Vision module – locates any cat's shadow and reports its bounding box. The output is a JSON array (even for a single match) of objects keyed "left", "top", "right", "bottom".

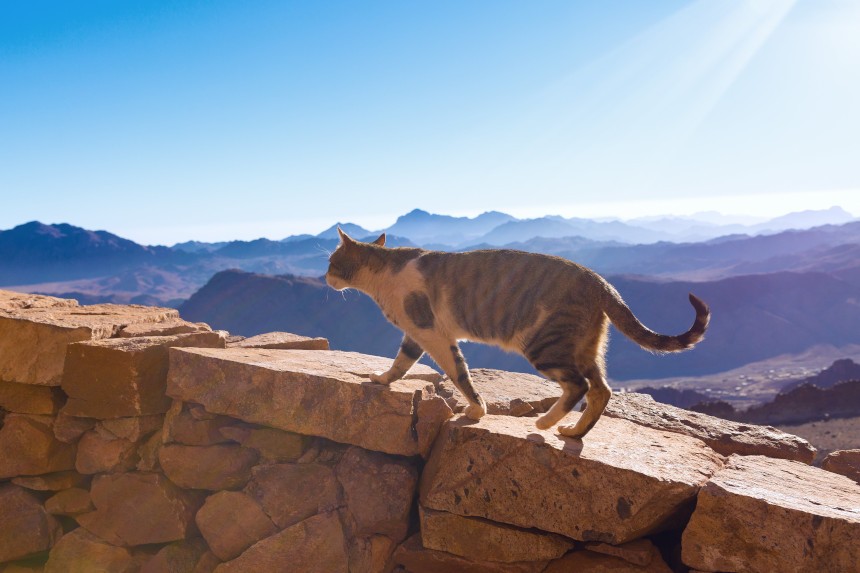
[{"left": 526, "top": 432, "right": 585, "bottom": 455}]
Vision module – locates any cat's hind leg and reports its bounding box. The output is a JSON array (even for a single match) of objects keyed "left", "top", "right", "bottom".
[
  {"left": 417, "top": 337, "right": 487, "bottom": 420},
  {"left": 370, "top": 335, "right": 424, "bottom": 384},
  {"left": 557, "top": 363, "right": 612, "bottom": 439},
  {"left": 533, "top": 366, "right": 589, "bottom": 431}
]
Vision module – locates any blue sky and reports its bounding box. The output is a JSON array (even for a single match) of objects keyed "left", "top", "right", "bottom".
[{"left": 1, "top": 0, "right": 858, "bottom": 245}]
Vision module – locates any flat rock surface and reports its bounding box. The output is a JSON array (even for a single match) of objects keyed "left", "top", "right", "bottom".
[
  {"left": 682, "top": 454, "right": 860, "bottom": 573},
  {"left": 230, "top": 331, "right": 330, "bottom": 350},
  {"left": 0, "top": 290, "right": 78, "bottom": 311},
  {"left": 117, "top": 319, "right": 212, "bottom": 338},
  {"left": 0, "top": 303, "right": 178, "bottom": 386},
  {"left": 167, "top": 348, "right": 451, "bottom": 457},
  {"left": 821, "top": 449, "right": 860, "bottom": 483},
  {"left": 420, "top": 414, "right": 724, "bottom": 545},
  {"left": 437, "top": 368, "right": 560, "bottom": 416},
  {"left": 602, "top": 392, "right": 816, "bottom": 463}
]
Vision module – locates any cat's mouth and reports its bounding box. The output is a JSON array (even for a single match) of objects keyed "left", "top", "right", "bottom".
[{"left": 325, "top": 272, "right": 347, "bottom": 291}]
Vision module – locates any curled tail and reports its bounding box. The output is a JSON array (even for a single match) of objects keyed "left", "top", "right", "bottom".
[{"left": 603, "top": 290, "right": 710, "bottom": 353}]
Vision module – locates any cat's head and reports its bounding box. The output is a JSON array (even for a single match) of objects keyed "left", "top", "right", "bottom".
[{"left": 325, "top": 228, "right": 386, "bottom": 290}]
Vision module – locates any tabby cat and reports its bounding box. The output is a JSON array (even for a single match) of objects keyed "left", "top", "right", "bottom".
[{"left": 326, "top": 229, "right": 709, "bottom": 438}]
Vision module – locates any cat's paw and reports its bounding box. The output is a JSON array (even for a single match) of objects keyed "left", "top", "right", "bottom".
[
  {"left": 557, "top": 423, "right": 587, "bottom": 439},
  {"left": 534, "top": 416, "right": 554, "bottom": 430},
  {"left": 464, "top": 402, "right": 486, "bottom": 421},
  {"left": 369, "top": 371, "right": 392, "bottom": 385}
]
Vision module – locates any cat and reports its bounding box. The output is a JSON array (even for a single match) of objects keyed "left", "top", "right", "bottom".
[{"left": 325, "top": 229, "right": 710, "bottom": 438}]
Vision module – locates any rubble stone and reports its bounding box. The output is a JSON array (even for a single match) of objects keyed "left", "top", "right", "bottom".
[
  {"left": 821, "top": 448, "right": 860, "bottom": 483},
  {"left": 390, "top": 534, "right": 549, "bottom": 573},
  {"left": 0, "top": 485, "right": 63, "bottom": 562},
  {"left": 230, "top": 331, "right": 329, "bottom": 350},
  {"left": 0, "top": 381, "right": 64, "bottom": 414},
  {"left": 158, "top": 444, "right": 258, "bottom": 490},
  {"left": 0, "top": 414, "right": 77, "bottom": 479},
  {"left": 195, "top": 491, "right": 278, "bottom": 561},
  {"left": 245, "top": 462, "right": 341, "bottom": 529}
]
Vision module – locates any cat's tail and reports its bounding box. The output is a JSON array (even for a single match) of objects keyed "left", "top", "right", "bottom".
[{"left": 603, "top": 289, "right": 710, "bottom": 353}]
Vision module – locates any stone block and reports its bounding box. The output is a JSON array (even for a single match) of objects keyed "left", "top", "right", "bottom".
[
  {"left": 162, "top": 401, "right": 235, "bottom": 446},
  {"left": 11, "top": 470, "right": 87, "bottom": 491},
  {"left": 195, "top": 491, "right": 278, "bottom": 561},
  {"left": 167, "top": 348, "right": 451, "bottom": 457},
  {"left": 75, "top": 429, "right": 139, "bottom": 475},
  {"left": 218, "top": 425, "right": 309, "bottom": 462},
  {"left": 0, "top": 381, "right": 64, "bottom": 414},
  {"left": 0, "top": 303, "right": 177, "bottom": 386},
  {"left": 681, "top": 454, "right": 860, "bottom": 573},
  {"left": 0, "top": 485, "right": 63, "bottom": 563},
  {"left": 230, "top": 331, "right": 329, "bottom": 350},
  {"left": 44, "top": 529, "right": 139, "bottom": 573},
  {"left": 45, "top": 487, "right": 94, "bottom": 517},
  {"left": 437, "top": 368, "right": 560, "bottom": 416},
  {"left": 245, "top": 462, "right": 341, "bottom": 529},
  {"left": 117, "top": 319, "right": 211, "bottom": 338},
  {"left": 420, "top": 414, "right": 724, "bottom": 545},
  {"left": 390, "top": 534, "right": 549, "bottom": 573},
  {"left": 62, "top": 332, "right": 225, "bottom": 418},
  {"left": 158, "top": 444, "right": 258, "bottom": 490},
  {"left": 821, "top": 448, "right": 860, "bottom": 483},
  {"left": 543, "top": 548, "right": 673, "bottom": 572},
  {"left": 0, "top": 414, "right": 77, "bottom": 479}
]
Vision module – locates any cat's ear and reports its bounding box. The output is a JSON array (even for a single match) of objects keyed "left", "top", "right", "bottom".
[
  {"left": 372, "top": 233, "right": 386, "bottom": 247},
  {"left": 337, "top": 227, "right": 356, "bottom": 246}
]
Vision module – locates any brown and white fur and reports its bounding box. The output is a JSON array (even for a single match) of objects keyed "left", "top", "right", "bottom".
[{"left": 325, "top": 229, "right": 710, "bottom": 439}]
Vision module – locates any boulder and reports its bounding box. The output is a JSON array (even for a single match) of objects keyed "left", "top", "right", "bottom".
[
  {"left": 0, "top": 303, "right": 177, "bottom": 386},
  {"left": 543, "top": 549, "right": 673, "bottom": 572},
  {"left": 602, "top": 392, "right": 816, "bottom": 463},
  {"left": 419, "top": 507, "right": 573, "bottom": 563},
  {"left": 167, "top": 348, "right": 451, "bottom": 457},
  {"left": 195, "top": 491, "right": 278, "bottom": 561},
  {"left": 63, "top": 333, "right": 226, "bottom": 418},
  {"left": 139, "top": 539, "right": 208, "bottom": 573},
  {"left": 52, "top": 408, "right": 96, "bottom": 443},
  {"left": 45, "top": 487, "right": 94, "bottom": 516},
  {"left": 437, "top": 369, "right": 559, "bottom": 416},
  {"left": 420, "top": 414, "right": 724, "bottom": 545},
  {"left": 821, "top": 449, "right": 860, "bottom": 483},
  {"left": 245, "top": 462, "right": 341, "bottom": 529},
  {"left": 99, "top": 415, "right": 164, "bottom": 442},
  {"left": 229, "top": 331, "right": 329, "bottom": 350},
  {"left": 75, "top": 429, "right": 139, "bottom": 475},
  {"left": 11, "top": 470, "right": 87, "bottom": 491},
  {"left": 218, "top": 425, "right": 309, "bottom": 463},
  {"left": 117, "top": 319, "right": 211, "bottom": 338},
  {"left": 0, "top": 381, "right": 64, "bottom": 414},
  {"left": 681, "top": 454, "right": 860, "bottom": 573},
  {"left": 335, "top": 446, "right": 418, "bottom": 541},
  {"left": 212, "top": 511, "right": 348, "bottom": 573},
  {"left": 163, "top": 401, "right": 236, "bottom": 446},
  {"left": 389, "top": 534, "right": 549, "bottom": 573},
  {"left": 0, "top": 485, "right": 63, "bottom": 562},
  {"left": 348, "top": 535, "right": 397, "bottom": 573},
  {"left": 0, "top": 414, "right": 77, "bottom": 479},
  {"left": 77, "top": 472, "right": 201, "bottom": 547},
  {"left": 44, "top": 529, "right": 138, "bottom": 573},
  {"left": 158, "top": 444, "right": 258, "bottom": 490}
]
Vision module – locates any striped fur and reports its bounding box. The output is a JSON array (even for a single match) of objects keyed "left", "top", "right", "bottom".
[{"left": 326, "top": 229, "right": 710, "bottom": 438}]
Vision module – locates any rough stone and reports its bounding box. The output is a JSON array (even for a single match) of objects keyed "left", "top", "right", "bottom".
[
  {"left": 389, "top": 534, "right": 549, "bottom": 573},
  {"left": 44, "top": 529, "right": 137, "bottom": 573},
  {"left": 0, "top": 303, "right": 177, "bottom": 386},
  {"left": 159, "top": 444, "right": 258, "bottom": 490},
  {"left": 99, "top": 415, "right": 164, "bottom": 442},
  {"left": 0, "top": 485, "right": 63, "bottom": 563},
  {"left": 11, "top": 470, "right": 87, "bottom": 491},
  {"left": 75, "top": 429, "right": 139, "bottom": 475},
  {"left": 162, "top": 401, "right": 236, "bottom": 446},
  {"left": 348, "top": 535, "right": 397, "bottom": 573},
  {"left": 336, "top": 446, "right": 418, "bottom": 542},
  {"left": 167, "top": 348, "right": 450, "bottom": 457},
  {"left": 0, "top": 381, "right": 64, "bottom": 414},
  {"left": 45, "top": 487, "right": 94, "bottom": 516},
  {"left": 212, "top": 511, "right": 349, "bottom": 573},
  {"left": 437, "top": 368, "right": 559, "bottom": 416},
  {"left": 420, "top": 414, "right": 724, "bottom": 545},
  {"left": 140, "top": 539, "right": 208, "bottom": 573},
  {"left": 230, "top": 331, "right": 330, "bottom": 350},
  {"left": 52, "top": 407, "right": 96, "bottom": 443},
  {"left": 218, "top": 425, "right": 309, "bottom": 462},
  {"left": 191, "top": 551, "right": 221, "bottom": 573},
  {"left": 543, "top": 549, "right": 673, "bottom": 572},
  {"left": 195, "top": 491, "right": 278, "bottom": 561},
  {"left": 681, "top": 454, "right": 860, "bottom": 573},
  {"left": 62, "top": 333, "right": 226, "bottom": 418},
  {"left": 419, "top": 507, "right": 574, "bottom": 563},
  {"left": 602, "top": 392, "right": 816, "bottom": 463},
  {"left": 0, "top": 290, "right": 78, "bottom": 311},
  {"left": 118, "top": 319, "right": 211, "bottom": 338},
  {"left": 821, "top": 448, "right": 860, "bottom": 483},
  {"left": 586, "top": 538, "right": 658, "bottom": 567},
  {"left": 245, "top": 462, "right": 341, "bottom": 529},
  {"left": 136, "top": 431, "right": 163, "bottom": 471},
  {"left": 77, "top": 472, "right": 201, "bottom": 547},
  {"left": 0, "top": 414, "right": 77, "bottom": 479}
]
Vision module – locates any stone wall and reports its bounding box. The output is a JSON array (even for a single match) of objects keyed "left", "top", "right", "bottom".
[{"left": 1, "top": 290, "right": 859, "bottom": 573}]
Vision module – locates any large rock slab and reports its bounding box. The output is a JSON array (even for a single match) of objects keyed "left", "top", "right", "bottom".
[
  {"left": 390, "top": 534, "right": 549, "bottom": 573},
  {"left": 78, "top": 472, "right": 201, "bottom": 547},
  {"left": 419, "top": 507, "right": 573, "bottom": 563},
  {"left": 420, "top": 414, "right": 724, "bottom": 545},
  {"left": 167, "top": 348, "right": 451, "bottom": 457},
  {"left": 821, "top": 448, "right": 860, "bottom": 483},
  {"left": 213, "top": 511, "right": 348, "bottom": 573},
  {"left": 437, "top": 369, "right": 560, "bottom": 417},
  {"left": 229, "top": 331, "right": 329, "bottom": 350},
  {"left": 0, "top": 303, "right": 177, "bottom": 386},
  {"left": 0, "top": 290, "right": 78, "bottom": 311},
  {"left": 602, "top": 392, "right": 815, "bottom": 463},
  {"left": 0, "top": 414, "right": 77, "bottom": 479},
  {"left": 117, "top": 319, "right": 211, "bottom": 338},
  {"left": 682, "top": 454, "right": 860, "bottom": 573},
  {"left": 0, "top": 484, "right": 63, "bottom": 562},
  {"left": 62, "top": 332, "right": 225, "bottom": 418}
]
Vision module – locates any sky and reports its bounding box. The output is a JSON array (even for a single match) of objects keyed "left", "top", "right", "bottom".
[{"left": 1, "top": 0, "right": 859, "bottom": 245}]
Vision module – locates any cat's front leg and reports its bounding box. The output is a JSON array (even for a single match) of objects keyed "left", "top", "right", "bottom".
[{"left": 370, "top": 335, "right": 424, "bottom": 385}]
